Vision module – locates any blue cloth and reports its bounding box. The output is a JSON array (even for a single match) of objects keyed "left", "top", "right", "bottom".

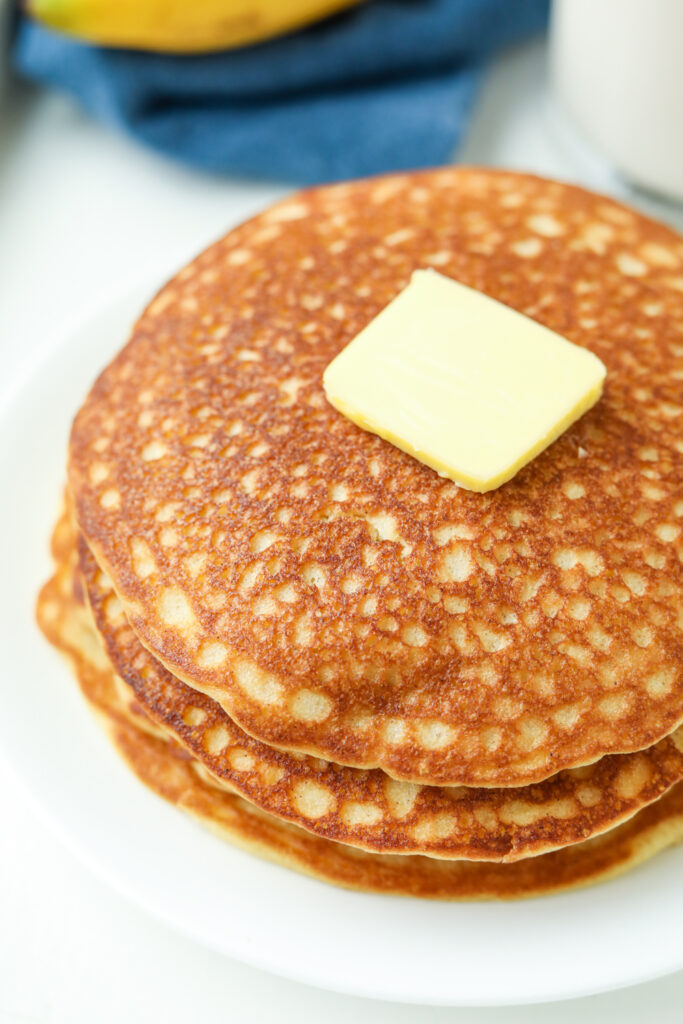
[{"left": 13, "top": 0, "right": 548, "bottom": 184}]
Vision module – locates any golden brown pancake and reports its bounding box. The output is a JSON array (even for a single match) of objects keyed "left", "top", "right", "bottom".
[
  {"left": 78, "top": 528, "right": 683, "bottom": 862},
  {"left": 36, "top": 533, "right": 683, "bottom": 899},
  {"left": 117, "top": 727, "right": 683, "bottom": 901},
  {"left": 68, "top": 168, "right": 683, "bottom": 788}
]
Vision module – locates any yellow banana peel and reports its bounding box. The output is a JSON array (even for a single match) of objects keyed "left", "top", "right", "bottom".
[{"left": 26, "top": 0, "right": 363, "bottom": 53}]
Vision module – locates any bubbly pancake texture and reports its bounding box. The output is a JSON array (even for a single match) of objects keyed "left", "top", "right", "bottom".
[
  {"left": 80, "top": 533, "right": 683, "bottom": 862},
  {"left": 68, "top": 168, "right": 683, "bottom": 787},
  {"left": 115, "top": 728, "right": 683, "bottom": 900},
  {"left": 36, "top": 521, "right": 683, "bottom": 899}
]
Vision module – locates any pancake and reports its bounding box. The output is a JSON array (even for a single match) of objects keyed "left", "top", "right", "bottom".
[
  {"left": 36, "top": 536, "right": 683, "bottom": 899},
  {"left": 37, "top": 533, "right": 167, "bottom": 744},
  {"left": 68, "top": 168, "right": 683, "bottom": 788},
  {"left": 116, "top": 726, "right": 683, "bottom": 901},
  {"left": 79, "top": 528, "right": 683, "bottom": 862}
]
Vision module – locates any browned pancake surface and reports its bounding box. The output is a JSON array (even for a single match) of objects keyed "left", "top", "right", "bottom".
[
  {"left": 36, "top": 529, "right": 683, "bottom": 899},
  {"left": 80, "top": 530, "right": 683, "bottom": 862},
  {"left": 68, "top": 168, "right": 683, "bottom": 786},
  {"left": 106, "top": 729, "right": 683, "bottom": 900}
]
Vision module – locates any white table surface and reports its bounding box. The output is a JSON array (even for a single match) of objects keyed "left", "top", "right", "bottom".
[{"left": 1, "top": 36, "right": 682, "bottom": 1023}]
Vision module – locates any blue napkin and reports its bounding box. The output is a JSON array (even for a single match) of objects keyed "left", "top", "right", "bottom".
[{"left": 13, "top": 0, "right": 549, "bottom": 184}]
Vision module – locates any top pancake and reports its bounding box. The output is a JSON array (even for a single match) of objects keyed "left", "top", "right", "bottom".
[{"left": 68, "top": 168, "right": 683, "bottom": 787}]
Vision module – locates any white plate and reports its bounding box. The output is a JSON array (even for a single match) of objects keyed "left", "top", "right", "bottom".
[{"left": 1, "top": 276, "right": 682, "bottom": 1008}]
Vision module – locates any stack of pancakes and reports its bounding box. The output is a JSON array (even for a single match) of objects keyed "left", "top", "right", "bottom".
[{"left": 37, "top": 168, "right": 683, "bottom": 899}]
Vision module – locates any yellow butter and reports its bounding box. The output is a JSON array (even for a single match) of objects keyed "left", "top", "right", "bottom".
[{"left": 323, "top": 270, "right": 606, "bottom": 492}]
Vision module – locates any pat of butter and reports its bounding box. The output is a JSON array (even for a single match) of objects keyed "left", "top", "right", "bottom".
[{"left": 323, "top": 269, "right": 606, "bottom": 492}]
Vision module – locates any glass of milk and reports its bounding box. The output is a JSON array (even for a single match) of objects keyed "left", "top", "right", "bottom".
[{"left": 550, "top": 0, "right": 683, "bottom": 203}]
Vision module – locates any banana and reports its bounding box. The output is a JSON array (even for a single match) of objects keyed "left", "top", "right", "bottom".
[{"left": 26, "top": 0, "right": 363, "bottom": 53}]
